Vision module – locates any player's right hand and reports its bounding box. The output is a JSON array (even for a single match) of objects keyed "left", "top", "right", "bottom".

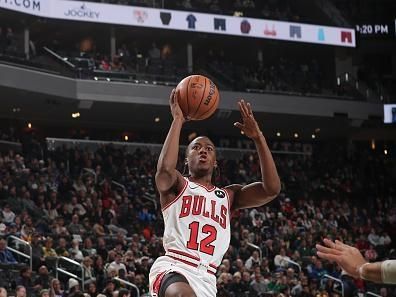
[{"left": 170, "top": 88, "right": 186, "bottom": 122}]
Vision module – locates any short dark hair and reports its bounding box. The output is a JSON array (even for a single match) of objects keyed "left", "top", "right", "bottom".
[{"left": 118, "top": 289, "right": 129, "bottom": 297}]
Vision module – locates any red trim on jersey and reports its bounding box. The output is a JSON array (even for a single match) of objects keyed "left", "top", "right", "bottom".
[
  {"left": 161, "top": 178, "right": 188, "bottom": 211},
  {"left": 167, "top": 248, "right": 218, "bottom": 270},
  {"left": 168, "top": 255, "right": 198, "bottom": 268},
  {"left": 222, "top": 187, "right": 232, "bottom": 214},
  {"left": 167, "top": 256, "right": 217, "bottom": 276},
  {"left": 168, "top": 248, "right": 200, "bottom": 261},
  {"left": 188, "top": 178, "right": 216, "bottom": 192},
  {"left": 152, "top": 270, "right": 167, "bottom": 295},
  {"left": 209, "top": 263, "right": 217, "bottom": 269}
]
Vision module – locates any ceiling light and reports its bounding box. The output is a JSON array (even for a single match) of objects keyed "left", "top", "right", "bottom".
[
  {"left": 384, "top": 149, "right": 388, "bottom": 155},
  {"left": 72, "top": 112, "right": 81, "bottom": 119},
  {"left": 276, "top": 132, "right": 281, "bottom": 137},
  {"left": 27, "top": 123, "right": 32, "bottom": 129},
  {"left": 155, "top": 117, "right": 160, "bottom": 123},
  {"left": 124, "top": 135, "right": 129, "bottom": 141},
  {"left": 311, "top": 134, "right": 316, "bottom": 139},
  {"left": 294, "top": 133, "right": 298, "bottom": 138}
]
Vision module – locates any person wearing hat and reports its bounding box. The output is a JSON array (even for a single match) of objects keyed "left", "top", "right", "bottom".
[
  {"left": 39, "top": 289, "right": 49, "bottom": 297},
  {"left": 68, "top": 278, "right": 80, "bottom": 295}
]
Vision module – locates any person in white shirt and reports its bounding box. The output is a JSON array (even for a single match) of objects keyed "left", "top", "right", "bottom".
[
  {"left": 274, "top": 248, "right": 291, "bottom": 268},
  {"left": 2, "top": 205, "right": 15, "bottom": 224},
  {"left": 245, "top": 250, "right": 261, "bottom": 270},
  {"left": 107, "top": 253, "right": 126, "bottom": 276}
]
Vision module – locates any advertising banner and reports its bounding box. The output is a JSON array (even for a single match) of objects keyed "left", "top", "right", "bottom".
[{"left": 0, "top": 0, "right": 356, "bottom": 47}]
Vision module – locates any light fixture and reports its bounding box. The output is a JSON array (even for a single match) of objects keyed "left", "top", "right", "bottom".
[
  {"left": 294, "top": 133, "right": 298, "bottom": 138},
  {"left": 124, "top": 135, "right": 129, "bottom": 141},
  {"left": 384, "top": 149, "right": 388, "bottom": 155},
  {"left": 106, "top": 78, "right": 111, "bottom": 82},
  {"left": 276, "top": 132, "right": 281, "bottom": 137},
  {"left": 72, "top": 112, "right": 81, "bottom": 119},
  {"left": 94, "top": 77, "right": 98, "bottom": 81},
  {"left": 154, "top": 117, "right": 160, "bottom": 123},
  {"left": 371, "top": 139, "right": 375, "bottom": 150},
  {"left": 27, "top": 122, "right": 32, "bottom": 129},
  {"left": 311, "top": 134, "right": 316, "bottom": 139},
  {"left": 241, "top": 131, "right": 245, "bottom": 135}
]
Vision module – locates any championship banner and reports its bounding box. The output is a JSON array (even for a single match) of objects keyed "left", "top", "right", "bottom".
[{"left": 0, "top": 0, "right": 356, "bottom": 47}]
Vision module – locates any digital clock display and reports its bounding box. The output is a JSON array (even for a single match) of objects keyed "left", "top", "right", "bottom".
[{"left": 356, "top": 21, "right": 396, "bottom": 38}]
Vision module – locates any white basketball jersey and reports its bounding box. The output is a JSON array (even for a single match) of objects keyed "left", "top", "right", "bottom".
[{"left": 161, "top": 177, "right": 231, "bottom": 269}]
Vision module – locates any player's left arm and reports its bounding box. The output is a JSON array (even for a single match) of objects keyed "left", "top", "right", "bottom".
[{"left": 227, "top": 100, "right": 280, "bottom": 210}]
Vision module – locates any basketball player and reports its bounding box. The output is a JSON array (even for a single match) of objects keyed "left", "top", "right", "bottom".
[{"left": 149, "top": 89, "right": 281, "bottom": 297}]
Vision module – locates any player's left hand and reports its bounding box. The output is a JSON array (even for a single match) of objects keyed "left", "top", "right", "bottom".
[{"left": 234, "top": 100, "right": 262, "bottom": 140}]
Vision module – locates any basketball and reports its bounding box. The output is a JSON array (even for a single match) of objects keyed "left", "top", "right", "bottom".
[{"left": 175, "top": 75, "right": 220, "bottom": 121}]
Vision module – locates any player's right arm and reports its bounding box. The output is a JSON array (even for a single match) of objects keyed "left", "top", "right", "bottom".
[{"left": 155, "top": 89, "right": 186, "bottom": 207}]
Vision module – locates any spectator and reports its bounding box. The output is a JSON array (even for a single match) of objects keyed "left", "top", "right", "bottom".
[
  {"left": 49, "top": 279, "right": 63, "bottom": 297},
  {"left": 15, "top": 286, "right": 26, "bottom": 297},
  {"left": 2, "top": 205, "right": 15, "bottom": 224},
  {"left": 250, "top": 271, "right": 268, "bottom": 296},
  {"left": 274, "top": 248, "right": 291, "bottom": 269},
  {"left": 16, "top": 268, "right": 35, "bottom": 296},
  {"left": 0, "top": 288, "right": 7, "bottom": 297},
  {"left": 245, "top": 250, "right": 261, "bottom": 271},
  {"left": 83, "top": 238, "right": 97, "bottom": 257},
  {"left": 107, "top": 253, "right": 126, "bottom": 276},
  {"left": 69, "top": 239, "right": 84, "bottom": 261},
  {"left": 34, "top": 266, "right": 52, "bottom": 292},
  {"left": 68, "top": 215, "right": 86, "bottom": 236},
  {"left": 0, "top": 238, "right": 17, "bottom": 264},
  {"left": 67, "top": 278, "right": 80, "bottom": 295},
  {"left": 42, "top": 238, "right": 57, "bottom": 258},
  {"left": 55, "top": 237, "right": 69, "bottom": 257}
]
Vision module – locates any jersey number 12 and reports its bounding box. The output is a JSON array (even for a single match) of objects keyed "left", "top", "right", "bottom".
[{"left": 187, "top": 221, "right": 217, "bottom": 255}]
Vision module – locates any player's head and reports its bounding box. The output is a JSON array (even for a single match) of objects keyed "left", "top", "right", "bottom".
[{"left": 184, "top": 136, "right": 217, "bottom": 180}]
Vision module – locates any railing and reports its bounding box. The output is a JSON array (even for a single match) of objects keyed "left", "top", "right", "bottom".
[
  {"left": 56, "top": 256, "right": 85, "bottom": 289},
  {"left": 284, "top": 258, "right": 302, "bottom": 273},
  {"left": 114, "top": 277, "right": 140, "bottom": 297},
  {"left": 337, "top": 72, "right": 389, "bottom": 103},
  {"left": 82, "top": 168, "right": 97, "bottom": 184},
  {"left": 6, "top": 235, "right": 32, "bottom": 270},
  {"left": 323, "top": 274, "right": 344, "bottom": 297},
  {"left": 43, "top": 47, "right": 75, "bottom": 69},
  {"left": 247, "top": 243, "right": 262, "bottom": 263}
]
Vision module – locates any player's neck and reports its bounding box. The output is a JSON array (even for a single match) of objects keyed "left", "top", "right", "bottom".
[{"left": 188, "top": 175, "right": 213, "bottom": 188}]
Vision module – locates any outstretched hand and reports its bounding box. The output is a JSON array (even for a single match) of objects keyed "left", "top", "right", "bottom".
[
  {"left": 316, "top": 238, "right": 367, "bottom": 279},
  {"left": 169, "top": 88, "right": 185, "bottom": 122},
  {"left": 234, "top": 100, "right": 262, "bottom": 140}
]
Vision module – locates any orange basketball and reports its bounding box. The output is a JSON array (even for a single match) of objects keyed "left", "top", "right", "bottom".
[{"left": 175, "top": 75, "right": 220, "bottom": 121}]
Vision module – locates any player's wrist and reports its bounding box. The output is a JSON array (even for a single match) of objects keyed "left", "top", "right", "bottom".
[
  {"left": 357, "top": 262, "right": 370, "bottom": 280},
  {"left": 252, "top": 131, "right": 265, "bottom": 141}
]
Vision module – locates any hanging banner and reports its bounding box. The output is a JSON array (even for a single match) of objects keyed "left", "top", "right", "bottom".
[{"left": 0, "top": 0, "right": 356, "bottom": 47}]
